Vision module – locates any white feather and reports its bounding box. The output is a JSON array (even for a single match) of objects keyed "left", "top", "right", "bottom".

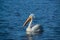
[{"left": 31, "top": 24, "right": 40, "bottom": 32}]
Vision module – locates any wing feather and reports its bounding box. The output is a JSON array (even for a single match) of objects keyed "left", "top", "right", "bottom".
[{"left": 31, "top": 24, "right": 40, "bottom": 32}]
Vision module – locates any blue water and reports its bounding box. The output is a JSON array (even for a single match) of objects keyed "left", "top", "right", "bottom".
[{"left": 0, "top": 0, "right": 60, "bottom": 40}]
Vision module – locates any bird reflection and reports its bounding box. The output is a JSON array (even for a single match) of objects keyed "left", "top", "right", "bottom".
[
  {"left": 20, "top": 34, "right": 33, "bottom": 40},
  {"left": 26, "top": 34, "right": 34, "bottom": 40},
  {"left": 20, "top": 32, "right": 43, "bottom": 40}
]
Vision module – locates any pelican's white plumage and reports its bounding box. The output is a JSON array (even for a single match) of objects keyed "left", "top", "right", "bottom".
[{"left": 23, "top": 14, "right": 40, "bottom": 34}]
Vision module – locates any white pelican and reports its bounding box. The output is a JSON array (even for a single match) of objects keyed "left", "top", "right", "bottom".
[{"left": 23, "top": 14, "right": 40, "bottom": 34}]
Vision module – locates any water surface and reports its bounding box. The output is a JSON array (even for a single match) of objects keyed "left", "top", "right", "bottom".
[{"left": 0, "top": 0, "right": 60, "bottom": 40}]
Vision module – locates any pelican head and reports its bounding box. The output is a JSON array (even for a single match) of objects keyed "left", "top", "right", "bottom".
[
  {"left": 23, "top": 14, "right": 35, "bottom": 26},
  {"left": 29, "top": 14, "right": 35, "bottom": 18}
]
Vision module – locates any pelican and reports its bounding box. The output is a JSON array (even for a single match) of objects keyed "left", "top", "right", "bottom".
[{"left": 23, "top": 14, "right": 40, "bottom": 34}]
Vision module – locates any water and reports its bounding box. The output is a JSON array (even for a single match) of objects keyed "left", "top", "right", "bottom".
[{"left": 0, "top": 0, "right": 60, "bottom": 40}]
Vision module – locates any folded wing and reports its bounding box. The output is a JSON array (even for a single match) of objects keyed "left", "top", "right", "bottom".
[{"left": 31, "top": 24, "right": 40, "bottom": 32}]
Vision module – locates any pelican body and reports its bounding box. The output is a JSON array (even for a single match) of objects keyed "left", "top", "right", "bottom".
[{"left": 23, "top": 14, "right": 40, "bottom": 34}]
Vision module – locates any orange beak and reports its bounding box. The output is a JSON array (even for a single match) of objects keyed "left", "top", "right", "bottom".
[{"left": 23, "top": 16, "right": 32, "bottom": 26}]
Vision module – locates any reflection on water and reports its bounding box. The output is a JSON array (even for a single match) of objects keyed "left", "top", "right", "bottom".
[
  {"left": 20, "top": 29, "right": 43, "bottom": 40},
  {"left": 20, "top": 33, "right": 40, "bottom": 40}
]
